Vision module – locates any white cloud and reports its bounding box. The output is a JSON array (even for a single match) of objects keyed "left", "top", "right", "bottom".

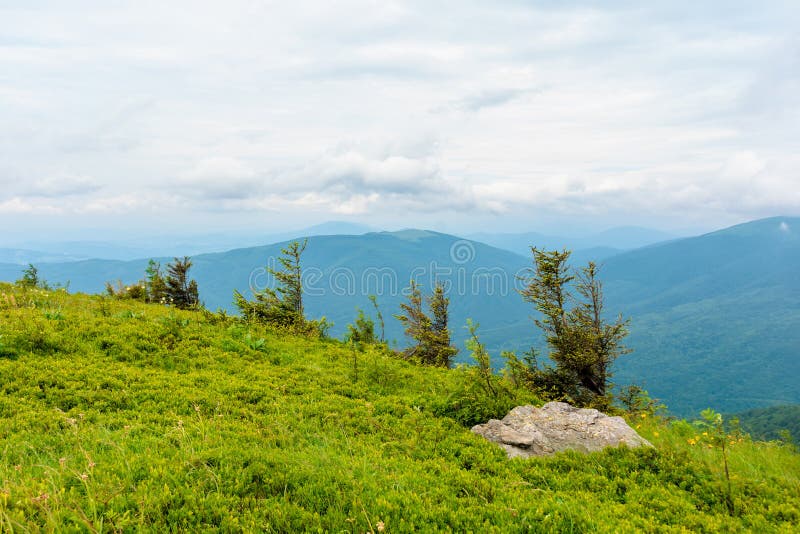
[
  {"left": 0, "top": 197, "right": 62, "bottom": 214},
  {"left": 176, "top": 157, "right": 260, "bottom": 199}
]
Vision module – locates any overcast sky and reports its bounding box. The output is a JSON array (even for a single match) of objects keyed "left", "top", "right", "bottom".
[{"left": 1, "top": 0, "right": 798, "bottom": 240}]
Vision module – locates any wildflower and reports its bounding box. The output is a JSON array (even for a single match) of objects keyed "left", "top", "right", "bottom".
[
  {"left": 79, "top": 473, "right": 89, "bottom": 480},
  {"left": 88, "top": 460, "right": 96, "bottom": 469},
  {"left": 639, "top": 413, "right": 647, "bottom": 419},
  {"left": 59, "top": 457, "right": 66, "bottom": 467},
  {"left": 376, "top": 520, "right": 385, "bottom": 532},
  {"left": 14, "top": 465, "right": 22, "bottom": 472},
  {"left": 653, "top": 431, "right": 659, "bottom": 437}
]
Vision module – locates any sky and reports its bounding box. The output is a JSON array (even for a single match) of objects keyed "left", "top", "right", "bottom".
[{"left": 1, "top": 0, "right": 799, "bottom": 242}]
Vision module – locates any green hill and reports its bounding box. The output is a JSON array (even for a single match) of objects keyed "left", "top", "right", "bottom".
[
  {"left": 0, "top": 231, "right": 536, "bottom": 355},
  {"left": 1, "top": 283, "right": 798, "bottom": 531},
  {"left": 733, "top": 405, "right": 800, "bottom": 442}
]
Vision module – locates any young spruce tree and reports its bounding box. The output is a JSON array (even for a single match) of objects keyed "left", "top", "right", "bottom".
[
  {"left": 234, "top": 239, "right": 307, "bottom": 328},
  {"left": 164, "top": 256, "right": 199, "bottom": 309},
  {"left": 396, "top": 280, "right": 458, "bottom": 368}
]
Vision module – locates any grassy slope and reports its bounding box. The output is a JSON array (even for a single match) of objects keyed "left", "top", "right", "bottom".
[{"left": 1, "top": 284, "right": 799, "bottom": 532}]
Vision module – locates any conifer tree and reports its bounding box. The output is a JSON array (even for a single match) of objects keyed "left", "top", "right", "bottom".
[
  {"left": 395, "top": 280, "right": 458, "bottom": 367},
  {"left": 234, "top": 239, "right": 307, "bottom": 327},
  {"left": 428, "top": 282, "right": 458, "bottom": 368},
  {"left": 518, "top": 248, "right": 629, "bottom": 405},
  {"left": 145, "top": 259, "right": 167, "bottom": 304},
  {"left": 396, "top": 280, "right": 431, "bottom": 357},
  {"left": 164, "top": 256, "right": 199, "bottom": 309},
  {"left": 570, "top": 261, "right": 630, "bottom": 397},
  {"left": 18, "top": 264, "right": 43, "bottom": 289}
]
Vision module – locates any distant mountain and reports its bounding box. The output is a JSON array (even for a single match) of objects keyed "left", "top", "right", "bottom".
[
  {"left": 470, "top": 226, "right": 675, "bottom": 257},
  {"left": 5, "top": 221, "right": 374, "bottom": 261},
  {"left": 602, "top": 216, "right": 800, "bottom": 415},
  {"left": 1, "top": 217, "right": 797, "bottom": 416},
  {"left": 0, "top": 248, "right": 87, "bottom": 265}
]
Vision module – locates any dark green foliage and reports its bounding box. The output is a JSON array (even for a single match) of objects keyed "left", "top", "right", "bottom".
[
  {"left": 518, "top": 248, "right": 630, "bottom": 407},
  {"left": 395, "top": 281, "right": 458, "bottom": 368},
  {"left": 234, "top": 240, "right": 307, "bottom": 329},
  {"left": 145, "top": 259, "right": 168, "bottom": 303},
  {"left": 17, "top": 264, "right": 47, "bottom": 289},
  {"left": 733, "top": 405, "right": 800, "bottom": 442},
  {"left": 164, "top": 257, "right": 199, "bottom": 310}
]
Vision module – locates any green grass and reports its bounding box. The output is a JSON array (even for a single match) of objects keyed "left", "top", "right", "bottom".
[{"left": 1, "top": 283, "right": 799, "bottom": 532}]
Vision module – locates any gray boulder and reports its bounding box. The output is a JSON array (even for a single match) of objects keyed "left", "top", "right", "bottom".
[{"left": 471, "top": 402, "right": 652, "bottom": 458}]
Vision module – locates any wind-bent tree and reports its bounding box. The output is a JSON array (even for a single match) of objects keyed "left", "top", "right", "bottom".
[
  {"left": 395, "top": 280, "right": 458, "bottom": 368},
  {"left": 570, "top": 261, "right": 630, "bottom": 397},
  {"left": 165, "top": 256, "right": 200, "bottom": 309},
  {"left": 17, "top": 264, "right": 45, "bottom": 289},
  {"left": 368, "top": 294, "right": 385, "bottom": 343},
  {"left": 145, "top": 259, "right": 168, "bottom": 304},
  {"left": 517, "top": 248, "right": 629, "bottom": 406},
  {"left": 234, "top": 239, "right": 307, "bottom": 328}
]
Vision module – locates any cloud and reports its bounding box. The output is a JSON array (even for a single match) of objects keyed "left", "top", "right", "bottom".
[
  {"left": 1, "top": 1, "right": 799, "bottom": 233},
  {"left": 24, "top": 174, "right": 102, "bottom": 197},
  {"left": 0, "top": 197, "right": 62, "bottom": 214},
  {"left": 176, "top": 157, "right": 261, "bottom": 200}
]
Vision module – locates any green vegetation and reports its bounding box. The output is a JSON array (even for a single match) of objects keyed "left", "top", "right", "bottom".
[
  {"left": 733, "top": 405, "right": 800, "bottom": 442},
  {"left": 514, "top": 249, "right": 630, "bottom": 409},
  {"left": 7, "top": 218, "right": 798, "bottom": 416},
  {"left": 233, "top": 240, "right": 328, "bottom": 337},
  {"left": 16, "top": 264, "right": 46, "bottom": 290},
  {"left": 104, "top": 257, "right": 199, "bottom": 309},
  {"left": 1, "top": 283, "right": 799, "bottom": 531},
  {"left": 395, "top": 281, "right": 458, "bottom": 368}
]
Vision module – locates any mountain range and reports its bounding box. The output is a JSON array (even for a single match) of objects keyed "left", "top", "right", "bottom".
[{"left": 1, "top": 216, "right": 797, "bottom": 416}]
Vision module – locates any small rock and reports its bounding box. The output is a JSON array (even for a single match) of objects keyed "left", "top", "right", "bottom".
[{"left": 471, "top": 402, "right": 652, "bottom": 458}]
